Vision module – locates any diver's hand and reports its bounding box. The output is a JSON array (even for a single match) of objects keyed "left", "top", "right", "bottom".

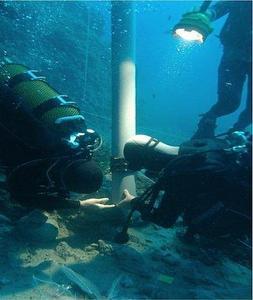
[
  {"left": 79, "top": 197, "right": 125, "bottom": 223},
  {"left": 80, "top": 198, "right": 115, "bottom": 212},
  {"left": 117, "top": 189, "right": 136, "bottom": 210}
]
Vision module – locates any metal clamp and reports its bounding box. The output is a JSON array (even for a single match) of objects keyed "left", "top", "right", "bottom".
[
  {"left": 8, "top": 69, "right": 46, "bottom": 88},
  {"left": 110, "top": 157, "right": 128, "bottom": 172}
]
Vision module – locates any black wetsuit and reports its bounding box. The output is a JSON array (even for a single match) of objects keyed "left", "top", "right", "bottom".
[
  {"left": 133, "top": 137, "right": 251, "bottom": 238},
  {"left": 7, "top": 160, "right": 81, "bottom": 210},
  {"left": 194, "top": 1, "right": 252, "bottom": 137},
  {"left": 0, "top": 114, "right": 81, "bottom": 210}
]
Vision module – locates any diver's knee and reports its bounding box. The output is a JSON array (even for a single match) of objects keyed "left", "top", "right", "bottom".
[
  {"left": 216, "top": 93, "right": 241, "bottom": 115},
  {"left": 123, "top": 135, "right": 152, "bottom": 170},
  {"left": 124, "top": 135, "right": 179, "bottom": 171}
]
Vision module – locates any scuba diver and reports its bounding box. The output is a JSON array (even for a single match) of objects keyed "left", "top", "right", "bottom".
[
  {"left": 0, "top": 60, "right": 111, "bottom": 212},
  {"left": 185, "top": 0, "right": 252, "bottom": 139},
  {"left": 114, "top": 132, "right": 251, "bottom": 245}
]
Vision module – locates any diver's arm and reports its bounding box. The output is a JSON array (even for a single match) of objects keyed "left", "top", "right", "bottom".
[
  {"left": 207, "top": 1, "right": 232, "bottom": 21},
  {"left": 14, "top": 194, "right": 81, "bottom": 210},
  {"left": 49, "top": 197, "right": 81, "bottom": 209}
]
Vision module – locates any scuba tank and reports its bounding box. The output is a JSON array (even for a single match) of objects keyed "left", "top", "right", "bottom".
[
  {"left": 0, "top": 60, "right": 103, "bottom": 201},
  {"left": 0, "top": 61, "right": 102, "bottom": 159}
]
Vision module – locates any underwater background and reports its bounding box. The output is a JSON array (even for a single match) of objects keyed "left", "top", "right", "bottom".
[
  {"left": 0, "top": 1, "right": 251, "bottom": 299},
  {"left": 1, "top": 1, "right": 249, "bottom": 146}
]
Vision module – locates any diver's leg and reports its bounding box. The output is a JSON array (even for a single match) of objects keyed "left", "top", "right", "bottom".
[
  {"left": 232, "top": 62, "right": 252, "bottom": 131},
  {"left": 192, "top": 54, "right": 246, "bottom": 139}
]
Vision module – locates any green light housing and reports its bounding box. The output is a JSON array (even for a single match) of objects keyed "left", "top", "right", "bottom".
[{"left": 173, "top": 12, "right": 213, "bottom": 43}]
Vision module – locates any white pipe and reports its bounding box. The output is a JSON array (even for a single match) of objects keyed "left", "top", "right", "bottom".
[{"left": 111, "top": 1, "right": 136, "bottom": 202}]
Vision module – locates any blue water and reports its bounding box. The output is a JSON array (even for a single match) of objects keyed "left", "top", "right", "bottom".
[
  {"left": 89, "top": 0, "right": 248, "bottom": 144},
  {"left": 134, "top": 1, "right": 248, "bottom": 143},
  {"left": 1, "top": 1, "right": 248, "bottom": 145}
]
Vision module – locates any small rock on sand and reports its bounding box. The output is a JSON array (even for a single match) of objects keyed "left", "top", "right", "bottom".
[{"left": 16, "top": 210, "right": 58, "bottom": 243}]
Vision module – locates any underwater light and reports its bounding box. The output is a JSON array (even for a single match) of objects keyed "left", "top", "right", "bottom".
[
  {"left": 173, "top": 12, "right": 213, "bottom": 43},
  {"left": 174, "top": 28, "right": 204, "bottom": 43},
  {"left": 173, "top": 0, "right": 213, "bottom": 43}
]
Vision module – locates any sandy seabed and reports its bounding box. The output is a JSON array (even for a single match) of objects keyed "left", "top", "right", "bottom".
[{"left": 0, "top": 174, "right": 251, "bottom": 300}]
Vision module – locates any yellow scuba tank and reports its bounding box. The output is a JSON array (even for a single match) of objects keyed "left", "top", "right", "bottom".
[{"left": 0, "top": 62, "right": 101, "bottom": 155}]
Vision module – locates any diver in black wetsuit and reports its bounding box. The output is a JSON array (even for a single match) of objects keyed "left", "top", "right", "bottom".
[
  {"left": 192, "top": 0, "right": 252, "bottom": 139},
  {"left": 0, "top": 61, "right": 110, "bottom": 213},
  {"left": 115, "top": 132, "right": 251, "bottom": 243}
]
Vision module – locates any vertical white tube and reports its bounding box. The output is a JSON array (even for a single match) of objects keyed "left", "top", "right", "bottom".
[{"left": 111, "top": 1, "right": 136, "bottom": 202}]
